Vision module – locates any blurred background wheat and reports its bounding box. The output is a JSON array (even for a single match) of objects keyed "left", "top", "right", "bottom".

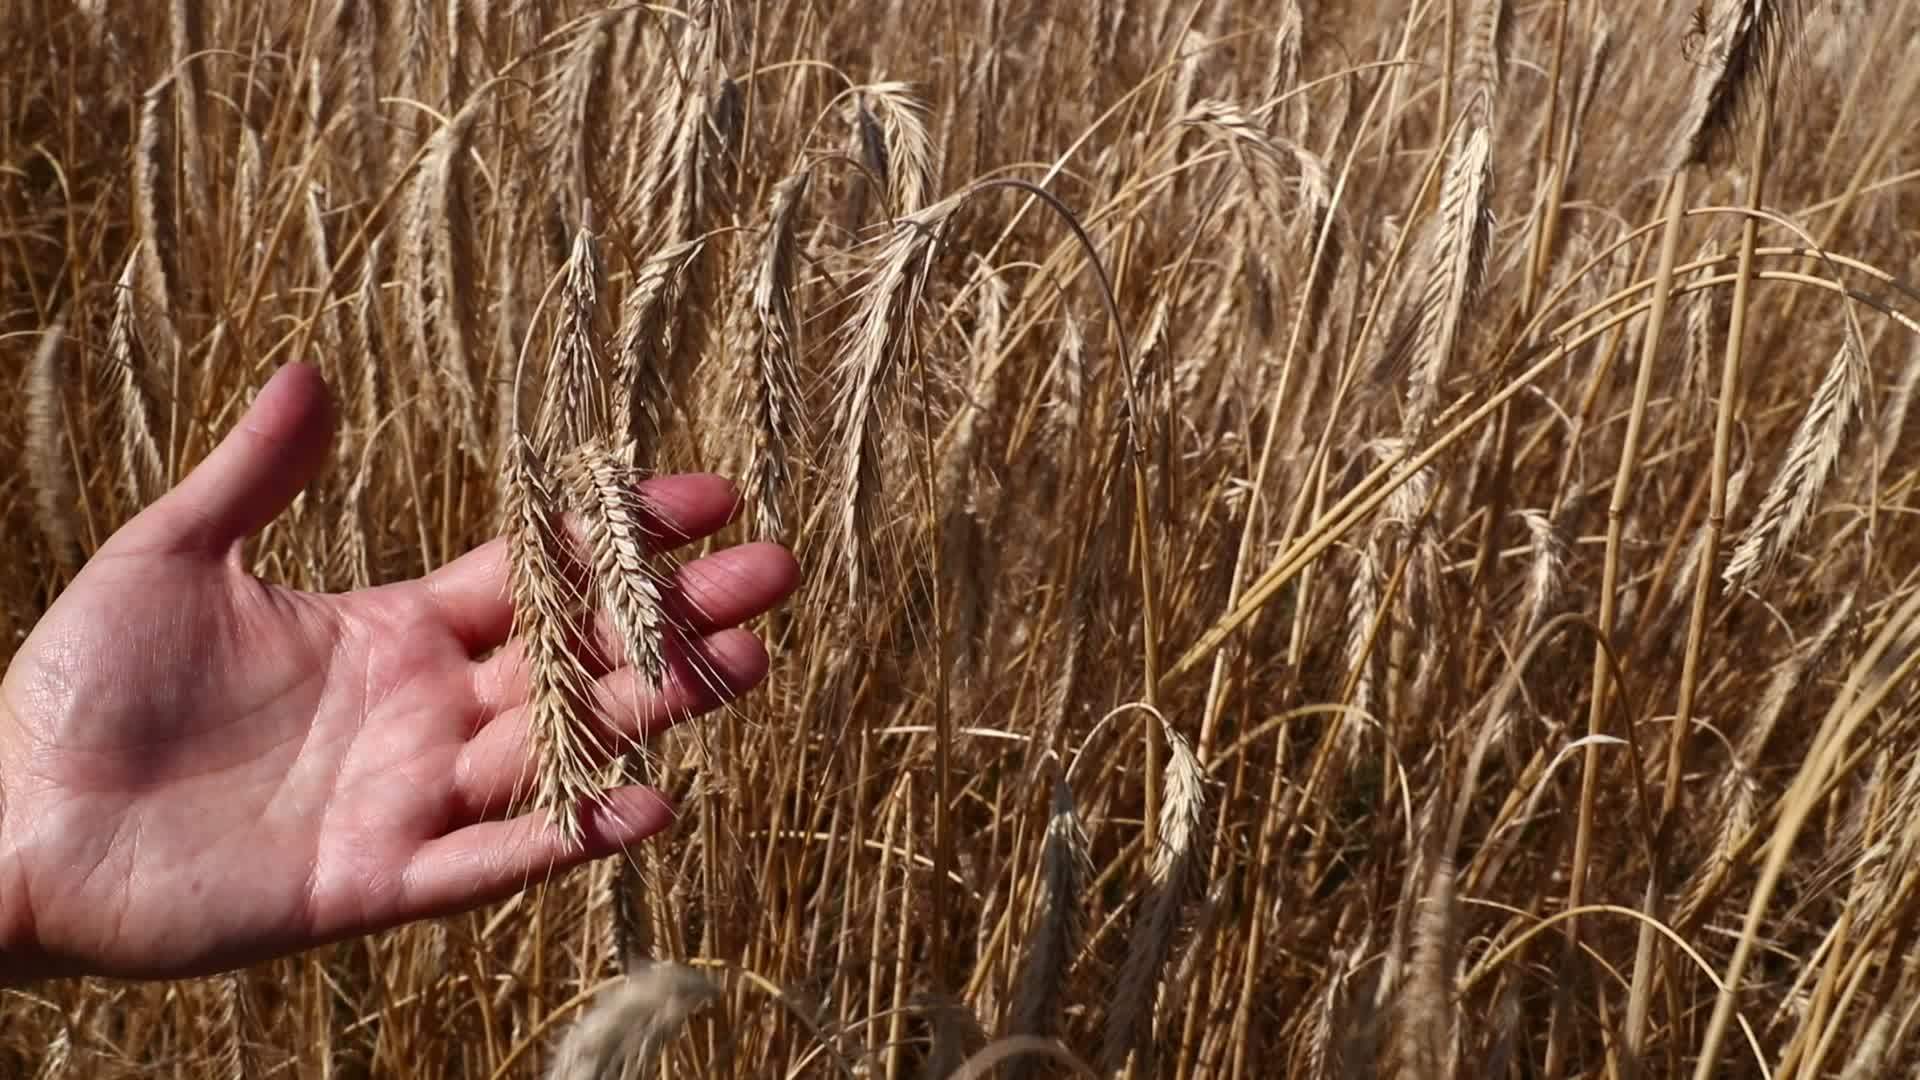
[{"left": 6, "top": 0, "right": 1920, "bottom": 1076}]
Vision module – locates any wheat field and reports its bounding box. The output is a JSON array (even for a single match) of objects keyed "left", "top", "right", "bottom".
[{"left": 6, "top": 0, "right": 1920, "bottom": 1076}]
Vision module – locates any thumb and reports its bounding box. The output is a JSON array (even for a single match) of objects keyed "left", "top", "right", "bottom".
[{"left": 114, "top": 363, "right": 337, "bottom": 562}]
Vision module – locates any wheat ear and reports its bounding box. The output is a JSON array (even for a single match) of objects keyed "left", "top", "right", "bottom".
[
  {"left": 402, "top": 103, "right": 485, "bottom": 443},
  {"left": 545, "top": 965, "right": 718, "bottom": 1080},
  {"left": 109, "top": 250, "right": 169, "bottom": 507},
  {"left": 1460, "top": 0, "right": 1509, "bottom": 124},
  {"left": 613, "top": 240, "right": 704, "bottom": 460},
  {"left": 1397, "top": 855, "right": 1458, "bottom": 1077},
  {"left": 538, "top": 225, "right": 611, "bottom": 454},
  {"left": 1518, "top": 501, "right": 1575, "bottom": 639},
  {"left": 1673, "top": 0, "right": 1806, "bottom": 169},
  {"left": 1101, "top": 721, "right": 1208, "bottom": 1072},
  {"left": 133, "top": 78, "right": 179, "bottom": 339},
  {"left": 857, "top": 82, "right": 937, "bottom": 218},
  {"left": 1404, "top": 124, "right": 1492, "bottom": 431},
  {"left": 25, "top": 316, "right": 82, "bottom": 573},
  {"left": 562, "top": 436, "right": 669, "bottom": 691},
  {"left": 834, "top": 198, "right": 955, "bottom": 600},
  {"left": 1007, "top": 772, "right": 1089, "bottom": 1054},
  {"left": 1724, "top": 335, "right": 1865, "bottom": 591},
  {"left": 740, "top": 173, "right": 809, "bottom": 541},
  {"left": 506, "top": 433, "right": 601, "bottom": 847}
]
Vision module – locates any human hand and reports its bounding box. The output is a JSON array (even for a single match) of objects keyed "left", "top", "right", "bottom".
[{"left": 0, "top": 364, "right": 797, "bottom": 982}]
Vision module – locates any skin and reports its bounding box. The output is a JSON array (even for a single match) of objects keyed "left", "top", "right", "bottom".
[{"left": 0, "top": 364, "right": 798, "bottom": 982}]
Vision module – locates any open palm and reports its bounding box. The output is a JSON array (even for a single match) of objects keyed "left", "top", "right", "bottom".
[{"left": 0, "top": 365, "right": 797, "bottom": 981}]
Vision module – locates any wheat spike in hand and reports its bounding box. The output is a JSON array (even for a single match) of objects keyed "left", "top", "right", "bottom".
[{"left": 0, "top": 363, "right": 798, "bottom": 982}]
